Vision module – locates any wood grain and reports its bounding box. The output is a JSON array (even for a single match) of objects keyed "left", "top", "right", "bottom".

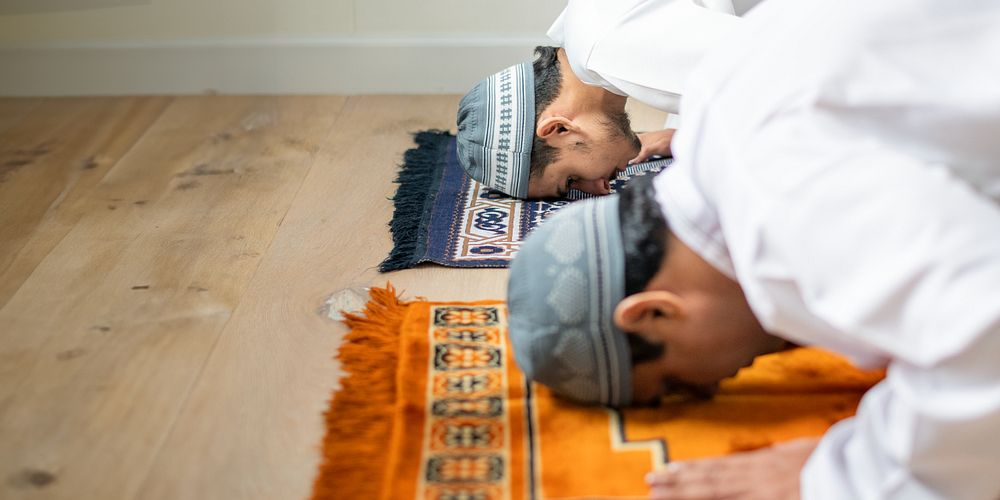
[
  {"left": 0, "top": 96, "right": 346, "bottom": 500},
  {"left": 0, "top": 98, "right": 43, "bottom": 135},
  {"left": 0, "top": 97, "right": 173, "bottom": 309}
]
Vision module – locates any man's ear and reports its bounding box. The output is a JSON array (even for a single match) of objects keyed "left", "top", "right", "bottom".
[
  {"left": 536, "top": 116, "right": 579, "bottom": 141},
  {"left": 613, "top": 291, "right": 684, "bottom": 341}
]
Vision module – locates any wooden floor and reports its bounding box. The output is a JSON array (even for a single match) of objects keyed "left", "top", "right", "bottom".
[{"left": 0, "top": 95, "right": 666, "bottom": 500}]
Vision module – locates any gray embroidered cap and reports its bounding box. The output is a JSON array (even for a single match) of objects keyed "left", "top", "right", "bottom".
[
  {"left": 456, "top": 62, "right": 534, "bottom": 199},
  {"left": 507, "top": 195, "right": 633, "bottom": 407}
]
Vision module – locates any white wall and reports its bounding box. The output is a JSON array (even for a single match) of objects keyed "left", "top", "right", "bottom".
[{"left": 0, "top": 0, "right": 566, "bottom": 95}]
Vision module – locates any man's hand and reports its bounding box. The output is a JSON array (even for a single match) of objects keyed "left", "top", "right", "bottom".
[
  {"left": 629, "top": 128, "right": 676, "bottom": 164},
  {"left": 646, "top": 437, "right": 820, "bottom": 500}
]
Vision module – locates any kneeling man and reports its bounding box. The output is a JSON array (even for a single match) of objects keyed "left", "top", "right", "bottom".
[
  {"left": 455, "top": 0, "right": 750, "bottom": 199},
  {"left": 507, "top": 0, "right": 1000, "bottom": 497}
]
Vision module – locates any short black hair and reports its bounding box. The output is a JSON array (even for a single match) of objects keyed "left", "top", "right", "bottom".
[
  {"left": 617, "top": 174, "right": 669, "bottom": 365},
  {"left": 530, "top": 46, "right": 563, "bottom": 178}
]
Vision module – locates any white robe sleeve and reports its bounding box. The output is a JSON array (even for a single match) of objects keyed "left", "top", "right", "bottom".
[
  {"left": 587, "top": 0, "right": 740, "bottom": 103},
  {"left": 588, "top": 0, "right": 741, "bottom": 112},
  {"left": 549, "top": 0, "right": 743, "bottom": 114},
  {"left": 735, "top": 142, "right": 1000, "bottom": 499}
]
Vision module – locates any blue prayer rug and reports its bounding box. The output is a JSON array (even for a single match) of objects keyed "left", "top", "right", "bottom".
[{"left": 379, "top": 131, "right": 670, "bottom": 272}]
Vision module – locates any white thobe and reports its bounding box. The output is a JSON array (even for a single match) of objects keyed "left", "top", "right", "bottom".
[
  {"left": 654, "top": 0, "right": 1000, "bottom": 498},
  {"left": 547, "top": 0, "right": 755, "bottom": 123}
]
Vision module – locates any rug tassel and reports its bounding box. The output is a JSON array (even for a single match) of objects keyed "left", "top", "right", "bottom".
[
  {"left": 312, "top": 284, "right": 412, "bottom": 500},
  {"left": 379, "top": 130, "right": 453, "bottom": 272}
]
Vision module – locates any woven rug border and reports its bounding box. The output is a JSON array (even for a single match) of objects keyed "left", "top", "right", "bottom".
[{"left": 379, "top": 131, "right": 453, "bottom": 272}]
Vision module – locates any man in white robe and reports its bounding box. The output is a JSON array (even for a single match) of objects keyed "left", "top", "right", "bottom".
[
  {"left": 455, "top": 0, "right": 751, "bottom": 199},
  {"left": 505, "top": 0, "right": 1000, "bottom": 497}
]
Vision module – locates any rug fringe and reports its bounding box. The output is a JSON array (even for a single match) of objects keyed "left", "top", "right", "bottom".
[
  {"left": 379, "top": 130, "right": 453, "bottom": 272},
  {"left": 312, "top": 284, "right": 411, "bottom": 500}
]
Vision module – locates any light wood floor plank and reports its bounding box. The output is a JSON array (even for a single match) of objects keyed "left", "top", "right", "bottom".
[
  {"left": 0, "top": 98, "right": 44, "bottom": 135},
  {"left": 0, "top": 97, "right": 173, "bottom": 309},
  {"left": 0, "top": 95, "right": 347, "bottom": 500}
]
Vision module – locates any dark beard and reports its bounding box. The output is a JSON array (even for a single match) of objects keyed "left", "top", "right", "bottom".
[{"left": 603, "top": 109, "right": 642, "bottom": 153}]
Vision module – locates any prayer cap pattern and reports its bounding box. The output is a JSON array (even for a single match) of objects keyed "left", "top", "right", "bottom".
[
  {"left": 507, "top": 196, "right": 633, "bottom": 407},
  {"left": 456, "top": 62, "right": 534, "bottom": 199}
]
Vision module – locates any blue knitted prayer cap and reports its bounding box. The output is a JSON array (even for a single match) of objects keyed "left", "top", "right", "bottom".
[
  {"left": 456, "top": 62, "right": 534, "bottom": 199},
  {"left": 507, "top": 195, "right": 633, "bottom": 407}
]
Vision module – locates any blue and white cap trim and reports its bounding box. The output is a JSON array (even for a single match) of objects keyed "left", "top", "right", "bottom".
[{"left": 456, "top": 62, "right": 535, "bottom": 199}]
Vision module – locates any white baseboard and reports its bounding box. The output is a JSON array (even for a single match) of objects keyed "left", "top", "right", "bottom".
[{"left": 0, "top": 37, "right": 548, "bottom": 96}]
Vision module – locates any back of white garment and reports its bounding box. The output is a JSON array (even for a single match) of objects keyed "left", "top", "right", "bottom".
[
  {"left": 655, "top": 0, "right": 1000, "bottom": 498},
  {"left": 681, "top": 0, "right": 1000, "bottom": 204}
]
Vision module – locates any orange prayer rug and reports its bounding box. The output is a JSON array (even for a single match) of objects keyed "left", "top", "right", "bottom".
[{"left": 313, "top": 286, "right": 884, "bottom": 500}]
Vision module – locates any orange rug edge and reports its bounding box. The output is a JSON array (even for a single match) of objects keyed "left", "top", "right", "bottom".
[
  {"left": 311, "top": 284, "right": 504, "bottom": 500},
  {"left": 311, "top": 284, "right": 411, "bottom": 500}
]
